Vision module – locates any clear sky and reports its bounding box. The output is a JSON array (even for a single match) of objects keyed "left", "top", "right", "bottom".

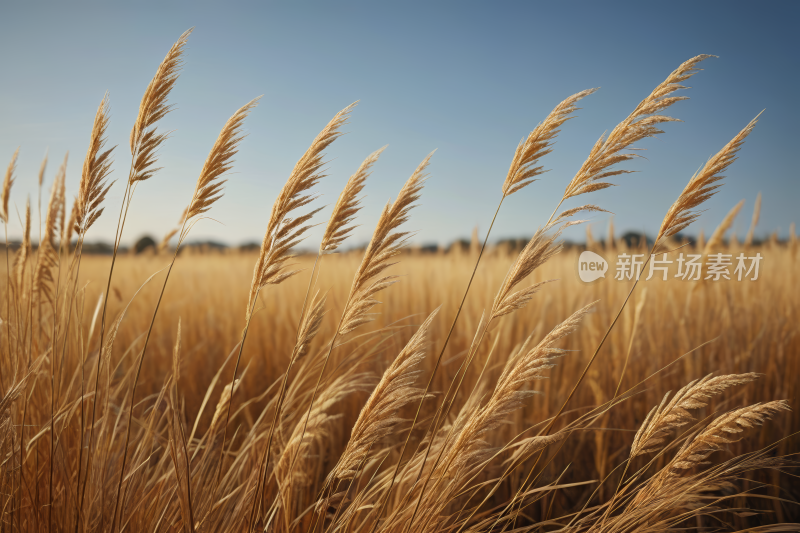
[{"left": 1, "top": 1, "right": 797, "bottom": 248}]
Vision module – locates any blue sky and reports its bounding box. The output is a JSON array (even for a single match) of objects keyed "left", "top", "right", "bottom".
[{"left": 1, "top": 1, "right": 797, "bottom": 247}]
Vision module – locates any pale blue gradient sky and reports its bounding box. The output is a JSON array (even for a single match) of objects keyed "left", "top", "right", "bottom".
[{"left": 1, "top": 1, "right": 797, "bottom": 247}]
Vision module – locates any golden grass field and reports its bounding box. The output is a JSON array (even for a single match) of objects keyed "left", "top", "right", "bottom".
[
  {"left": 2, "top": 240, "right": 798, "bottom": 532},
  {"left": 1, "top": 28, "right": 798, "bottom": 533}
]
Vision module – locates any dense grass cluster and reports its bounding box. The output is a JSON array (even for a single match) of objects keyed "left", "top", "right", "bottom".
[{"left": 0, "top": 29, "right": 797, "bottom": 533}]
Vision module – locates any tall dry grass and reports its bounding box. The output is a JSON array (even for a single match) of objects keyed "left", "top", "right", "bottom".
[{"left": 0, "top": 30, "right": 797, "bottom": 533}]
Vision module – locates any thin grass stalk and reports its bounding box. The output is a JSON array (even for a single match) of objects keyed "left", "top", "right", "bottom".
[
  {"left": 2, "top": 223, "right": 9, "bottom": 396},
  {"left": 246, "top": 255, "right": 321, "bottom": 529},
  {"left": 220, "top": 236, "right": 324, "bottom": 516},
  {"left": 492, "top": 259, "right": 650, "bottom": 533},
  {"left": 612, "top": 287, "right": 647, "bottom": 399},
  {"left": 409, "top": 329, "right": 515, "bottom": 533},
  {"left": 1, "top": 147, "right": 18, "bottom": 396},
  {"left": 36, "top": 196, "right": 68, "bottom": 533},
  {"left": 371, "top": 90, "right": 594, "bottom": 530},
  {"left": 171, "top": 321, "right": 196, "bottom": 533},
  {"left": 78, "top": 31, "right": 191, "bottom": 527},
  {"left": 261, "top": 149, "right": 384, "bottom": 531},
  {"left": 50, "top": 170, "right": 106, "bottom": 528},
  {"left": 17, "top": 369, "right": 31, "bottom": 532},
  {"left": 397, "top": 224, "right": 568, "bottom": 532},
  {"left": 489, "top": 116, "right": 760, "bottom": 532},
  {"left": 402, "top": 320, "right": 493, "bottom": 533},
  {"left": 415, "top": 302, "right": 592, "bottom": 533},
  {"left": 247, "top": 306, "right": 346, "bottom": 532},
  {"left": 48, "top": 292, "right": 56, "bottom": 533},
  {"left": 54, "top": 281, "right": 90, "bottom": 527},
  {"left": 317, "top": 308, "right": 439, "bottom": 533},
  {"left": 238, "top": 107, "right": 360, "bottom": 528},
  {"left": 76, "top": 298, "right": 88, "bottom": 532},
  {"left": 18, "top": 163, "right": 46, "bottom": 504},
  {"left": 212, "top": 288, "right": 260, "bottom": 493},
  {"left": 49, "top": 229, "right": 89, "bottom": 533},
  {"left": 76, "top": 173, "right": 132, "bottom": 529},
  {"left": 109, "top": 217, "right": 188, "bottom": 532},
  {"left": 15, "top": 204, "right": 39, "bottom": 532},
  {"left": 322, "top": 439, "right": 376, "bottom": 533},
  {"left": 368, "top": 199, "right": 503, "bottom": 532},
  {"left": 55, "top": 236, "right": 89, "bottom": 405},
  {"left": 18, "top": 202, "right": 36, "bottom": 373},
  {"left": 447, "top": 280, "right": 644, "bottom": 533},
  {"left": 111, "top": 96, "right": 257, "bottom": 532},
  {"left": 259, "top": 153, "right": 428, "bottom": 531}
]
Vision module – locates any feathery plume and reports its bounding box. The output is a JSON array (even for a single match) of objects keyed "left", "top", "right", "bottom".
[
  {"left": 744, "top": 191, "right": 762, "bottom": 248},
  {"left": 551, "top": 205, "right": 610, "bottom": 228},
  {"left": 270, "top": 154, "right": 432, "bottom": 529},
  {"left": 173, "top": 318, "right": 182, "bottom": 382},
  {"left": 501, "top": 303, "right": 595, "bottom": 396},
  {"left": 246, "top": 103, "right": 356, "bottom": 315},
  {"left": 166, "top": 434, "right": 193, "bottom": 532},
  {"left": 668, "top": 400, "right": 790, "bottom": 474},
  {"left": 613, "top": 286, "right": 648, "bottom": 399},
  {"left": 158, "top": 210, "right": 186, "bottom": 254},
  {"left": 656, "top": 114, "right": 760, "bottom": 246},
  {"left": 559, "top": 55, "right": 713, "bottom": 206},
  {"left": 445, "top": 303, "right": 595, "bottom": 475},
  {"left": 339, "top": 153, "right": 432, "bottom": 335},
  {"left": 620, "top": 449, "right": 790, "bottom": 530},
  {"left": 332, "top": 308, "right": 438, "bottom": 482},
  {"left": 58, "top": 192, "right": 66, "bottom": 243},
  {"left": 630, "top": 373, "right": 759, "bottom": 458},
  {"left": 606, "top": 216, "right": 615, "bottom": 249},
  {"left": 110, "top": 99, "right": 258, "bottom": 530},
  {"left": 295, "top": 291, "right": 328, "bottom": 360},
  {"left": 75, "top": 94, "right": 115, "bottom": 236},
  {"left": 231, "top": 105, "right": 355, "bottom": 523},
  {"left": 1, "top": 147, "right": 18, "bottom": 224},
  {"left": 704, "top": 199, "right": 744, "bottom": 253},
  {"left": 491, "top": 228, "right": 561, "bottom": 320},
  {"left": 13, "top": 199, "right": 31, "bottom": 288},
  {"left": 502, "top": 88, "right": 597, "bottom": 197},
  {"left": 275, "top": 373, "right": 374, "bottom": 497},
  {"left": 64, "top": 198, "right": 78, "bottom": 246},
  {"left": 129, "top": 28, "right": 192, "bottom": 184},
  {"left": 38, "top": 152, "right": 47, "bottom": 189},
  {"left": 504, "top": 432, "right": 568, "bottom": 468},
  {"left": 210, "top": 380, "right": 240, "bottom": 431},
  {"left": 33, "top": 155, "right": 66, "bottom": 304},
  {"left": 585, "top": 224, "right": 596, "bottom": 249},
  {"left": 158, "top": 228, "right": 178, "bottom": 254},
  {"left": 182, "top": 97, "right": 261, "bottom": 231},
  {"left": 321, "top": 146, "right": 386, "bottom": 253}
]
